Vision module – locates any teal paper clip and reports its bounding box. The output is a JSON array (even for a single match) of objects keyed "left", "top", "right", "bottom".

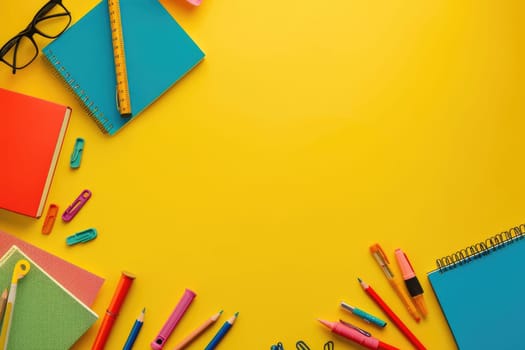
[
  {"left": 70, "top": 137, "right": 84, "bottom": 169},
  {"left": 66, "top": 228, "right": 97, "bottom": 246}
]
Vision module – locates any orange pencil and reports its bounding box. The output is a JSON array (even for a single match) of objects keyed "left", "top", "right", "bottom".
[{"left": 172, "top": 310, "right": 223, "bottom": 350}]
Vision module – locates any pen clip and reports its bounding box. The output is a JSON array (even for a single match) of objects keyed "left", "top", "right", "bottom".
[
  {"left": 339, "top": 319, "right": 372, "bottom": 337},
  {"left": 370, "top": 243, "right": 389, "bottom": 264}
]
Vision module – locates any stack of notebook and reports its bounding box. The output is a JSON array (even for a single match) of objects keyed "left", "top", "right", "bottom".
[{"left": 0, "top": 230, "right": 104, "bottom": 350}]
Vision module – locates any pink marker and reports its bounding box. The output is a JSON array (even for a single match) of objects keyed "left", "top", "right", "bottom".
[
  {"left": 151, "top": 288, "right": 196, "bottom": 350},
  {"left": 318, "top": 319, "right": 400, "bottom": 350}
]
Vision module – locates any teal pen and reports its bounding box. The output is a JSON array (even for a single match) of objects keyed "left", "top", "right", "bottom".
[{"left": 341, "top": 301, "right": 387, "bottom": 327}]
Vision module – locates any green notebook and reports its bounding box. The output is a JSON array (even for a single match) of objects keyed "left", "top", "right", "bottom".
[{"left": 0, "top": 246, "right": 98, "bottom": 350}]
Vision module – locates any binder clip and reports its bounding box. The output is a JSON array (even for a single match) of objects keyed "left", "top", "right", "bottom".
[
  {"left": 42, "top": 204, "right": 59, "bottom": 235},
  {"left": 66, "top": 228, "right": 97, "bottom": 246},
  {"left": 70, "top": 137, "right": 84, "bottom": 169},
  {"left": 62, "top": 189, "right": 91, "bottom": 222}
]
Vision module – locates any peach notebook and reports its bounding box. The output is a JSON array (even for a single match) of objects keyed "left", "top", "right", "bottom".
[{"left": 0, "top": 230, "right": 103, "bottom": 306}]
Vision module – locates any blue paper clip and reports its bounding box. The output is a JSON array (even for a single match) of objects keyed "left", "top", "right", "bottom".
[
  {"left": 270, "top": 342, "right": 284, "bottom": 350},
  {"left": 66, "top": 228, "right": 97, "bottom": 246},
  {"left": 70, "top": 137, "right": 84, "bottom": 169}
]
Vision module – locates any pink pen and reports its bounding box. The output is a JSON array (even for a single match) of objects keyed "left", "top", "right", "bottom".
[{"left": 151, "top": 288, "right": 196, "bottom": 350}]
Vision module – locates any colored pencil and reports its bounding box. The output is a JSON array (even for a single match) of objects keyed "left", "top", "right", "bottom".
[
  {"left": 358, "top": 278, "right": 426, "bottom": 350},
  {"left": 204, "top": 312, "right": 238, "bottom": 350},
  {"left": 123, "top": 308, "right": 145, "bottom": 350},
  {"left": 173, "top": 310, "right": 223, "bottom": 350}
]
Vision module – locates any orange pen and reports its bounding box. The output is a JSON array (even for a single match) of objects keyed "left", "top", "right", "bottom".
[
  {"left": 370, "top": 244, "right": 421, "bottom": 322},
  {"left": 394, "top": 249, "right": 428, "bottom": 317},
  {"left": 92, "top": 271, "right": 135, "bottom": 350}
]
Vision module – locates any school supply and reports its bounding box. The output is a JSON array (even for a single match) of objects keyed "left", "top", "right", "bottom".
[
  {"left": 394, "top": 249, "right": 427, "bottom": 317},
  {"left": 151, "top": 288, "right": 196, "bottom": 350},
  {"left": 270, "top": 342, "right": 285, "bottom": 350},
  {"left": 318, "top": 320, "right": 399, "bottom": 350},
  {"left": 42, "top": 0, "right": 205, "bottom": 135},
  {"left": 186, "top": 0, "right": 202, "bottom": 5},
  {"left": 92, "top": 271, "right": 135, "bottom": 350},
  {"left": 173, "top": 310, "right": 223, "bottom": 350},
  {"left": 0, "top": 259, "right": 30, "bottom": 350},
  {"left": 295, "top": 340, "right": 310, "bottom": 350},
  {"left": 340, "top": 301, "right": 386, "bottom": 328},
  {"left": 123, "top": 308, "right": 145, "bottom": 350},
  {"left": 0, "top": 289, "right": 6, "bottom": 321},
  {"left": 41, "top": 204, "right": 59, "bottom": 234},
  {"left": 108, "top": 0, "right": 132, "bottom": 116},
  {"left": 0, "top": 246, "right": 98, "bottom": 350},
  {"left": 204, "top": 312, "right": 238, "bottom": 350},
  {"left": 428, "top": 224, "right": 525, "bottom": 350},
  {"left": 0, "top": 229, "right": 104, "bottom": 306},
  {"left": 0, "top": 87, "right": 71, "bottom": 218},
  {"left": 0, "top": 0, "right": 71, "bottom": 74},
  {"left": 62, "top": 189, "right": 92, "bottom": 222},
  {"left": 358, "top": 278, "right": 426, "bottom": 350},
  {"left": 66, "top": 228, "right": 98, "bottom": 246},
  {"left": 70, "top": 137, "right": 84, "bottom": 169},
  {"left": 324, "top": 341, "right": 335, "bottom": 350},
  {"left": 370, "top": 244, "right": 420, "bottom": 322}
]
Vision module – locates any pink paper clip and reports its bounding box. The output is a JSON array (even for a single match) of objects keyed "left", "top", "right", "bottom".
[{"left": 62, "top": 189, "right": 92, "bottom": 222}]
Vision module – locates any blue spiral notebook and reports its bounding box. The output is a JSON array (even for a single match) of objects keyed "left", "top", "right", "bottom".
[
  {"left": 42, "top": 0, "right": 204, "bottom": 135},
  {"left": 428, "top": 224, "right": 525, "bottom": 350}
]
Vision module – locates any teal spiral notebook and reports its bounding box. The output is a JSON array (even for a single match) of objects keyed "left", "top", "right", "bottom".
[
  {"left": 42, "top": 0, "right": 204, "bottom": 135},
  {"left": 428, "top": 224, "right": 525, "bottom": 350}
]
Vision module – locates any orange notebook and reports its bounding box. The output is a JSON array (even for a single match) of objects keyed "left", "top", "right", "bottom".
[{"left": 0, "top": 88, "right": 71, "bottom": 218}]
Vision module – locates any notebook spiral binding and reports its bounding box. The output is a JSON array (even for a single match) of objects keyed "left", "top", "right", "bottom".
[
  {"left": 436, "top": 223, "right": 525, "bottom": 272},
  {"left": 43, "top": 49, "right": 113, "bottom": 134}
]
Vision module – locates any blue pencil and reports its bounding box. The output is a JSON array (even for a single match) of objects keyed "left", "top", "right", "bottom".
[
  {"left": 123, "top": 308, "right": 145, "bottom": 350},
  {"left": 204, "top": 312, "right": 239, "bottom": 350}
]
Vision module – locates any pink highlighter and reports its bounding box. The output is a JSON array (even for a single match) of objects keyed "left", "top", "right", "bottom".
[
  {"left": 186, "top": 0, "right": 202, "bottom": 6},
  {"left": 151, "top": 288, "right": 196, "bottom": 350}
]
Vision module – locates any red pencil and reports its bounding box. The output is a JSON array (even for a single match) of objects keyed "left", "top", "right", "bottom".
[{"left": 358, "top": 278, "right": 426, "bottom": 350}]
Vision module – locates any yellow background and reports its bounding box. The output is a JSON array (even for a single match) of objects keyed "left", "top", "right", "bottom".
[{"left": 1, "top": 0, "right": 524, "bottom": 349}]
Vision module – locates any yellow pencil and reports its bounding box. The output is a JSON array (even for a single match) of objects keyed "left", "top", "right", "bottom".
[
  {"left": 172, "top": 310, "right": 223, "bottom": 350},
  {"left": 0, "top": 289, "right": 7, "bottom": 320},
  {"left": 0, "top": 260, "right": 31, "bottom": 350}
]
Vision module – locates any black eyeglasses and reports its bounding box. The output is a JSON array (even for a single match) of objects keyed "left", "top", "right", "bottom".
[{"left": 0, "top": 0, "right": 71, "bottom": 74}]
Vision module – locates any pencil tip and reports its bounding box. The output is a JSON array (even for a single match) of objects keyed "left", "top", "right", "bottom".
[
  {"left": 357, "top": 277, "right": 362, "bottom": 282},
  {"left": 219, "top": 310, "right": 223, "bottom": 314},
  {"left": 234, "top": 311, "right": 239, "bottom": 317}
]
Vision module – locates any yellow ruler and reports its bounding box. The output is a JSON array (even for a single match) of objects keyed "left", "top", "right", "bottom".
[{"left": 108, "top": 0, "right": 132, "bottom": 117}]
